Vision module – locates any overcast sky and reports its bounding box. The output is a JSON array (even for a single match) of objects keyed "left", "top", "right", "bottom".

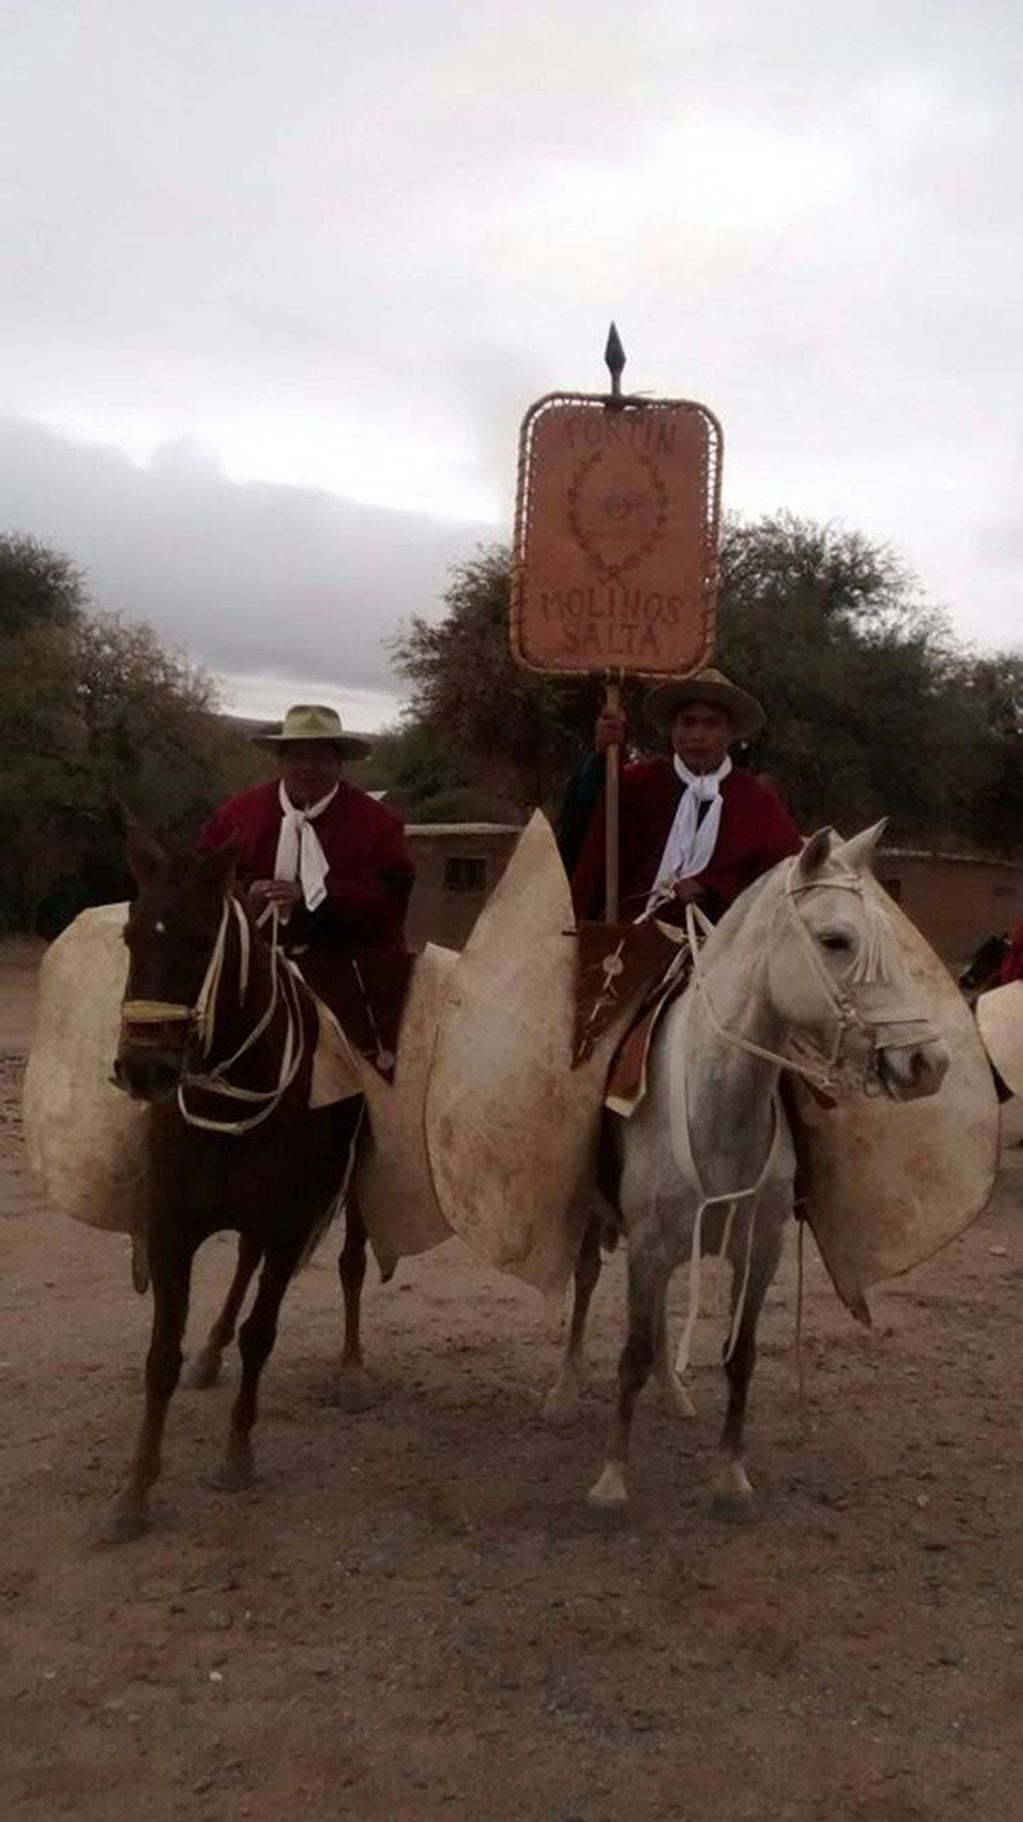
[{"left": 2, "top": 0, "right": 1020, "bottom": 727}]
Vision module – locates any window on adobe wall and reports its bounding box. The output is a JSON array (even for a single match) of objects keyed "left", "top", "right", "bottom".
[
  {"left": 443, "top": 855, "right": 487, "bottom": 893},
  {"left": 879, "top": 877, "right": 902, "bottom": 903}
]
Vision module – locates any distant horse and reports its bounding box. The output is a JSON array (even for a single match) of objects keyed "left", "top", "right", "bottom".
[
  {"left": 958, "top": 931, "right": 1018, "bottom": 1106},
  {"left": 573, "top": 825, "right": 950, "bottom": 1518},
  {"left": 106, "top": 828, "right": 365, "bottom": 1541},
  {"left": 958, "top": 931, "right": 1009, "bottom": 1005}
]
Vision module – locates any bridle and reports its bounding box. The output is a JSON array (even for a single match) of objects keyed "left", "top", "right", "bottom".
[
  {"left": 119, "top": 896, "right": 309, "bottom": 1134},
  {"left": 668, "top": 861, "right": 941, "bottom": 1381},
  {"left": 681, "top": 862, "right": 940, "bottom": 1097},
  {"left": 667, "top": 868, "right": 876, "bottom": 1384}
]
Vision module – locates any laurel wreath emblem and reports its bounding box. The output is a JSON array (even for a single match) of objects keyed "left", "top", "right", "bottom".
[{"left": 566, "top": 448, "right": 671, "bottom": 583}]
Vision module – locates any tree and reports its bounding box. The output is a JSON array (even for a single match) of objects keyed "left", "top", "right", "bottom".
[
  {"left": 0, "top": 621, "right": 94, "bottom": 925},
  {"left": 72, "top": 613, "right": 250, "bottom": 837},
  {"left": 393, "top": 515, "right": 1019, "bottom": 854},
  {"left": 391, "top": 545, "right": 654, "bottom": 812},
  {"left": 957, "top": 650, "right": 1023, "bottom": 853},
  {"left": 356, "top": 721, "right": 523, "bottom": 823},
  {"left": 0, "top": 530, "right": 88, "bottom": 635},
  {"left": 0, "top": 533, "right": 260, "bottom": 931},
  {"left": 713, "top": 515, "right": 993, "bottom": 844}
]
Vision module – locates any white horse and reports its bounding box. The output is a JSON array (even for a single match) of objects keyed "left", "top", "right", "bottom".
[{"left": 575, "top": 823, "right": 950, "bottom": 1519}]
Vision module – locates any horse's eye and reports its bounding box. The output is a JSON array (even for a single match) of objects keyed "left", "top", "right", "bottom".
[{"left": 820, "top": 933, "right": 852, "bottom": 953}]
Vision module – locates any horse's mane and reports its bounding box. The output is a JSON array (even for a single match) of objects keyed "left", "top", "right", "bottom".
[
  {"left": 134, "top": 844, "right": 260, "bottom": 931},
  {"left": 133, "top": 841, "right": 214, "bottom": 886},
  {"left": 695, "top": 853, "right": 791, "bottom": 966},
  {"left": 700, "top": 846, "right": 899, "bottom": 994}
]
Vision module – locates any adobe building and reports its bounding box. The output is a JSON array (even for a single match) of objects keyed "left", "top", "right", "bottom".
[
  {"left": 873, "top": 848, "right": 1023, "bottom": 968},
  {"left": 404, "top": 824, "right": 522, "bottom": 950},
  {"left": 402, "top": 823, "right": 1023, "bottom": 968}
]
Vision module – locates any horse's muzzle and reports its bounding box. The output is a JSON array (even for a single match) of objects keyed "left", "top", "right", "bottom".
[
  {"left": 113, "top": 1046, "right": 184, "bottom": 1102},
  {"left": 876, "top": 1035, "right": 951, "bottom": 1102}
]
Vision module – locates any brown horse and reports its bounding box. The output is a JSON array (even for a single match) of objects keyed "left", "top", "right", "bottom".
[{"left": 106, "top": 827, "right": 366, "bottom": 1542}]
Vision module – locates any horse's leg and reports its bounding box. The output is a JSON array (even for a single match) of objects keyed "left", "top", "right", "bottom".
[
  {"left": 333, "top": 1191, "right": 377, "bottom": 1412},
  {"left": 210, "top": 1236, "right": 305, "bottom": 1491},
  {"left": 102, "top": 1239, "right": 193, "bottom": 1543},
  {"left": 130, "top": 1225, "right": 149, "bottom": 1295},
  {"left": 588, "top": 1245, "right": 662, "bottom": 1508},
  {"left": 542, "top": 1214, "right": 603, "bottom": 1425},
  {"left": 654, "top": 1288, "right": 696, "bottom": 1418},
  {"left": 185, "top": 1232, "right": 262, "bottom": 1390},
  {"left": 712, "top": 1202, "right": 784, "bottom": 1522}
]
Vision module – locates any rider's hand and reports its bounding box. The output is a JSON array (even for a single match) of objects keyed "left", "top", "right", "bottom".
[
  {"left": 249, "top": 879, "right": 303, "bottom": 912},
  {"left": 594, "top": 709, "right": 626, "bottom": 753}
]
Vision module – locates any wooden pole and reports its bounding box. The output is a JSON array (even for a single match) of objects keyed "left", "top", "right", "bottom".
[
  {"left": 602, "top": 326, "right": 626, "bottom": 925},
  {"left": 604, "top": 675, "right": 621, "bottom": 923}
]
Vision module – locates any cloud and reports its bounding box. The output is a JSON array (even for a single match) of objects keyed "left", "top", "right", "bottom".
[
  {"left": 0, "top": 0, "right": 1020, "bottom": 675},
  {"left": 0, "top": 417, "right": 493, "bottom": 718}
]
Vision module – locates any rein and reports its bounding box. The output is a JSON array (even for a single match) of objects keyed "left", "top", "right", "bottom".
[
  {"left": 121, "top": 897, "right": 309, "bottom": 1135},
  {"left": 660, "top": 857, "right": 937, "bottom": 1379},
  {"left": 680, "top": 864, "right": 935, "bottom": 1097}
]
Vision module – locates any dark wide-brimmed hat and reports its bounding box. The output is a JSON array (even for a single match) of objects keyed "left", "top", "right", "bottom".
[
  {"left": 643, "top": 668, "right": 765, "bottom": 741},
  {"left": 253, "top": 703, "right": 372, "bottom": 761}
]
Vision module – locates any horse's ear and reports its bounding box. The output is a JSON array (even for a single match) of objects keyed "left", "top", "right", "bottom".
[
  {"left": 832, "top": 819, "right": 888, "bottom": 873},
  {"left": 125, "top": 825, "right": 167, "bottom": 886},
  {"left": 199, "top": 833, "right": 242, "bottom": 892},
  {"left": 796, "top": 827, "right": 834, "bottom": 882}
]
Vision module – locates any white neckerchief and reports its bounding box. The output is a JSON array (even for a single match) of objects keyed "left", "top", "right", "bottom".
[
  {"left": 645, "top": 753, "right": 732, "bottom": 912},
  {"left": 274, "top": 781, "right": 338, "bottom": 911}
]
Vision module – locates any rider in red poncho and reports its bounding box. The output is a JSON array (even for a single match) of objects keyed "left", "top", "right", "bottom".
[{"left": 568, "top": 669, "right": 802, "bottom": 927}]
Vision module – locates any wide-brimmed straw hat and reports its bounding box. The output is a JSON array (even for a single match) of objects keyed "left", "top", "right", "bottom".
[
  {"left": 253, "top": 703, "right": 372, "bottom": 761},
  {"left": 643, "top": 668, "right": 765, "bottom": 741}
]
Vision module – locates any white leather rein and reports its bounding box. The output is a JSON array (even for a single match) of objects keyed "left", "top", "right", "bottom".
[
  {"left": 120, "top": 897, "right": 308, "bottom": 1134},
  {"left": 665, "top": 861, "right": 937, "bottom": 1378},
  {"left": 673, "top": 863, "right": 938, "bottom": 1097}
]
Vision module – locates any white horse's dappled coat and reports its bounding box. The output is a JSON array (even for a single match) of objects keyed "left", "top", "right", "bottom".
[{"left": 590, "top": 824, "right": 954, "bottom": 1513}]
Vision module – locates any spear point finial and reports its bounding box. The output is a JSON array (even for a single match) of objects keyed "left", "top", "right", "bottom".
[{"left": 604, "top": 321, "right": 626, "bottom": 395}]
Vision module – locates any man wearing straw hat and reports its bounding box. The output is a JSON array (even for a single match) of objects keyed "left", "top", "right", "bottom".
[
  {"left": 199, "top": 703, "right": 415, "bottom": 960},
  {"left": 570, "top": 668, "right": 801, "bottom": 925}
]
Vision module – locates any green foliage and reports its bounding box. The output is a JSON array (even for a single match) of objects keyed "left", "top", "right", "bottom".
[
  {"left": 0, "top": 533, "right": 260, "bottom": 932},
  {"left": 713, "top": 515, "right": 992, "bottom": 844},
  {"left": 390, "top": 545, "right": 653, "bottom": 811},
  {"left": 72, "top": 614, "right": 242, "bottom": 837},
  {"left": 354, "top": 719, "right": 523, "bottom": 823},
  {"left": 0, "top": 531, "right": 88, "bottom": 635},
  {"left": 955, "top": 650, "right": 1023, "bottom": 852}
]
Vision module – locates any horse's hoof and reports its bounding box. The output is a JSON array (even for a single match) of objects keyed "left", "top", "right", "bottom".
[
  {"left": 205, "top": 1455, "right": 255, "bottom": 1493},
  {"left": 98, "top": 1503, "right": 150, "bottom": 1545},
  {"left": 711, "top": 1458, "right": 755, "bottom": 1522},
  {"left": 711, "top": 1490, "right": 756, "bottom": 1525},
  {"left": 587, "top": 1463, "right": 628, "bottom": 1510},
  {"left": 332, "top": 1369, "right": 378, "bottom": 1413},
  {"left": 541, "top": 1383, "right": 580, "bottom": 1427},
  {"left": 184, "top": 1355, "right": 221, "bottom": 1391}
]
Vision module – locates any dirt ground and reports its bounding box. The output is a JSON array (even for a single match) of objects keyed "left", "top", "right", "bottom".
[{"left": 1, "top": 936, "right": 1021, "bottom": 1822}]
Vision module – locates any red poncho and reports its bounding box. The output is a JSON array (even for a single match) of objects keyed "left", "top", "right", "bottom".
[
  {"left": 571, "top": 756, "right": 802, "bottom": 923},
  {"left": 199, "top": 778, "right": 415, "bottom": 955}
]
